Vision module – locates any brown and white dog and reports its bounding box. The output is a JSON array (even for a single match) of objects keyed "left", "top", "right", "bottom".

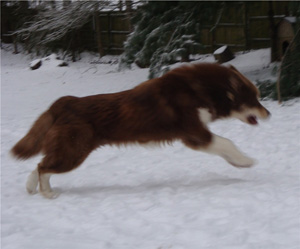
[{"left": 11, "top": 63, "right": 270, "bottom": 198}]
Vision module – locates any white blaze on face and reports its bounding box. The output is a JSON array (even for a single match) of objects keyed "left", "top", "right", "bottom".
[
  {"left": 198, "top": 108, "right": 212, "bottom": 124},
  {"left": 231, "top": 105, "right": 270, "bottom": 125}
]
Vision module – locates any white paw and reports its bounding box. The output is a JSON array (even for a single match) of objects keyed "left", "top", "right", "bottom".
[
  {"left": 40, "top": 190, "right": 60, "bottom": 199},
  {"left": 224, "top": 155, "right": 256, "bottom": 168},
  {"left": 26, "top": 170, "right": 39, "bottom": 195},
  {"left": 26, "top": 186, "right": 38, "bottom": 195}
]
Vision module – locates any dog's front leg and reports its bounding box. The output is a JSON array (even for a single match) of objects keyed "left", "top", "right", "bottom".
[
  {"left": 204, "top": 134, "right": 256, "bottom": 168},
  {"left": 184, "top": 134, "right": 255, "bottom": 168}
]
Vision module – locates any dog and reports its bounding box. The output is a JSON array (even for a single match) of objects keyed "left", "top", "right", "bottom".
[{"left": 11, "top": 63, "right": 270, "bottom": 198}]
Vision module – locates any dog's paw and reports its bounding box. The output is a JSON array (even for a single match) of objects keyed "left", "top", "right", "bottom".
[
  {"left": 224, "top": 155, "right": 256, "bottom": 168},
  {"left": 26, "top": 186, "right": 38, "bottom": 195},
  {"left": 26, "top": 169, "right": 39, "bottom": 195},
  {"left": 40, "top": 190, "right": 60, "bottom": 199}
]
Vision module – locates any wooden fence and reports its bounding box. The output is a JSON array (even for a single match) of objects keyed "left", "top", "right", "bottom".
[
  {"left": 92, "top": 1, "right": 290, "bottom": 55},
  {"left": 96, "top": 11, "right": 132, "bottom": 55},
  {"left": 1, "top": 1, "right": 291, "bottom": 55},
  {"left": 197, "top": 1, "right": 289, "bottom": 53}
]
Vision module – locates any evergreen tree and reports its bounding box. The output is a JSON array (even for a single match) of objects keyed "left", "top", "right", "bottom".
[
  {"left": 279, "top": 30, "right": 300, "bottom": 100},
  {"left": 120, "top": 1, "right": 221, "bottom": 78}
]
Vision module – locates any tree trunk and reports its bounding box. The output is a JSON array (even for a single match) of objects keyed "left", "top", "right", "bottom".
[
  {"left": 19, "top": 0, "right": 29, "bottom": 10},
  {"left": 94, "top": 13, "right": 105, "bottom": 57},
  {"left": 63, "top": 0, "right": 71, "bottom": 9},
  {"left": 118, "top": 0, "right": 123, "bottom": 11},
  {"left": 13, "top": 34, "right": 19, "bottom": 54},
  {"left": 50, "top": 0, "right": 56, "bottom": 9},
  {"left": 125, "top": 0, "right": 133, "bottom": 12},
  {"left": 213, "top": 46, "right": 235, "bottom": 63}
]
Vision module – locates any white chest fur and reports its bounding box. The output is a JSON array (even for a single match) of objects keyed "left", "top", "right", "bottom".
[{"left": 198, "top": 108, "right": 212, "bottom": 124}]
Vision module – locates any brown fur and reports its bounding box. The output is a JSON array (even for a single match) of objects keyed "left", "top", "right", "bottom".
[{"left": 11, "top": 63, "right": 269, "bottom": 188}]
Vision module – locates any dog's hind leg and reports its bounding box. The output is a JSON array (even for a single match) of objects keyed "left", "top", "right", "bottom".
[
  {"left": 34, "top": 159, "right": 60, "bottom": 198},
  {"left": 26, "top": 168, "right": 39, "bottom": 194},
  {"left": 38, "top": 172, "right": 58, "bottom": 199},
  {"left": 36, "top": 124, "right": 94, "bottom": 198},
  {"left": 37, "top": 153, "right": 90, "bottom": 199}
]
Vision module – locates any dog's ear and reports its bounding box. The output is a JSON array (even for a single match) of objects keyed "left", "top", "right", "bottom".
[
  {"left": 229, "top": 72, "right": 241, "bottom": 92},
  {"left": 228, "top": 65, "right": 260, "bottom": 97}
]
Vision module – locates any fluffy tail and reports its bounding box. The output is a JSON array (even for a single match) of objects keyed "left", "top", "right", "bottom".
[{"left": 11, "top": 111, "right": 54, "bottom": 159}]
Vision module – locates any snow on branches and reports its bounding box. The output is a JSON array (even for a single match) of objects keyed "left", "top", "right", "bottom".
[{"left": 14, "top": 1, "right": 117, "bottom": 46}]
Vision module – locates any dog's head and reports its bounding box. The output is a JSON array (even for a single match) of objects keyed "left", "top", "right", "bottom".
[{"left": 226, "top": 65, "right": 271, "bottom": 125}]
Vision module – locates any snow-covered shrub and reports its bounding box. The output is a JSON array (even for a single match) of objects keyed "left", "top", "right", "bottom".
[
  {"left": 278, "top": 28, "right": 300, "bottom": 101},
  {"left": 119, "top": 1, "right": 221, "bottom": 78},
  {"left": 256, "top": 80, "right": 277, "bottom": 100}
]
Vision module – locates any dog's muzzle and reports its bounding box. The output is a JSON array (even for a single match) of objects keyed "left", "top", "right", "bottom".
[{"left": 246, "top": 106, "right": 271, "bottom": 125}]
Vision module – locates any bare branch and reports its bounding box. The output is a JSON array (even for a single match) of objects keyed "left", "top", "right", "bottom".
[{"left": 14, "top": 1, "right": 119, "bottom": 45}]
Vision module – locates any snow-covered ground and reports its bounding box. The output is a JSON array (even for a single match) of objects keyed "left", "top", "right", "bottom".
[{"left": 1, "top": 48, "right": 300, "bottom": 249}]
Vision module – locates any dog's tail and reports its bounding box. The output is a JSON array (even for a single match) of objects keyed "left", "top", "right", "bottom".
[{"left": 11, "top": 111, "right": 54, "bottom": 159}]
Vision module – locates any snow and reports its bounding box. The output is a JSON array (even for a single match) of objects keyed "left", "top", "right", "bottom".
[
  {"left": 284, "top": 16, "right": 297, "bottom": 23},
  {"left": 174, "top": 49, "right": 273, "bottom": 82},
  {"left": 213, "top": 45, "right": 227, "bottom": 55},
  {"left": 29, "top": 59, "right": 42, "bottom": 69},
  {"left": 1, "top": 48, "right": 300, "bottom": 249}
]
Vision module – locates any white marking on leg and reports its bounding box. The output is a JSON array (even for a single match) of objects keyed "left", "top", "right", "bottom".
[
  {"left": 26, "top": 169, "right": 39, "bottom": 194},
  {"left": 39, "top": 173, "right": 52, "bottom": 192},
  {"left": 39, "top": 173, "right": 59, "bottom": 199},
  {"left": 207, "top": 135, "right": 255, "bottom": 167},
  {"left": 202, "top": 134, "right": 255, "bottom": 167}
]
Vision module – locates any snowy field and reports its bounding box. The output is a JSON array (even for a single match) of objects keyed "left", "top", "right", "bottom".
[{"left": 1, "top": 47, "right": 300, "bottom": 249}]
